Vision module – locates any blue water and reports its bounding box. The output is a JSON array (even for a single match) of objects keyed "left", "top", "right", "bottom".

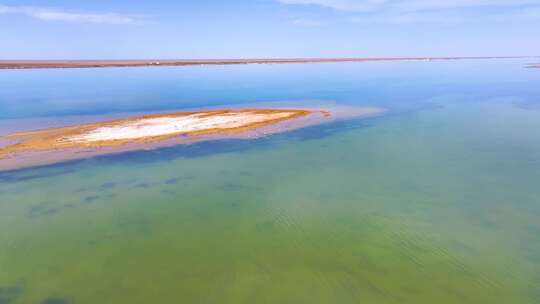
[
  {"left": 2, "top": 59, "right": 537, "bottom": 119},
  {"left": 1, "top": 59, "right": 539, "bottom": 304}
]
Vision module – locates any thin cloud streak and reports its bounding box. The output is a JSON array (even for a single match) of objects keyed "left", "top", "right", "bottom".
[
  {"left": 292, "top": 18, "right": 327, "bottom": 26},
  {"left": 276, "top": 0, "right": 540, "bottom": 12},
  {"left": 276, "top": 0, "right": 382, "bottom": 12},
  {"left": 277, "top": 0, "right": 540, "bottom": 24},
  {"left": 0, "top": 4, "right": 138, "bottom": 24},
  {"left": 350, "top": 7, "right": 540, "bottom": 24},
  {"left": 351, "top": 12, "right": 461, "bottom": 25}
]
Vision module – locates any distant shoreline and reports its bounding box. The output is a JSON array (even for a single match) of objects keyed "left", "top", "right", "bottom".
[{"left": 0, "top": 56, "right": 535, "bottom": 70}]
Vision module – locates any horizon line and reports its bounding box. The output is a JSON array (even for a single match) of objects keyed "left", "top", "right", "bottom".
[{"left": 1, "top": 56, "right": 538, "bottom": 70}]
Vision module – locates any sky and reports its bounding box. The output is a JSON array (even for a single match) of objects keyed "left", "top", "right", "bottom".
[{"left": 0, "top": 0, "right": 539, "bottom": 59}]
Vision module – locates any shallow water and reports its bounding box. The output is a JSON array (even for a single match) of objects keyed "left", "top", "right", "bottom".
[{"left": 1, "top": 60, "right": 540, "bottom": 304}]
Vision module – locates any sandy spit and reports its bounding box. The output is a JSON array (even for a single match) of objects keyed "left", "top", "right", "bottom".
[{"left": 0, "top": 106, "right": 384, "bottom": 171}]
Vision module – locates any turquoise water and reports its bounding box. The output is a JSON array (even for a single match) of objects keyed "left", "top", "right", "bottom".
[{"left": 1, "top": 60, "right": 540, "bottom": 303}]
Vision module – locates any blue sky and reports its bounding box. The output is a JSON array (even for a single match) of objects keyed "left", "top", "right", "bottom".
[{"left": 1, "top": 0, "right": 539, "bottom": 59}]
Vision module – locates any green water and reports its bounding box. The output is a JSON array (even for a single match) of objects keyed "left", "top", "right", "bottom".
[
  {"left": 1, "top": 61, "right": 540, "bottom": 303},
  {"left": 1, "top": 101, "right": 539, "bottom": 303}
]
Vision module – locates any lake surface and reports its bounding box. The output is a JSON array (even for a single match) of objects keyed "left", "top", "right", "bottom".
[{"left": 1, "top": 60, "right": 539, "bottom": 304}]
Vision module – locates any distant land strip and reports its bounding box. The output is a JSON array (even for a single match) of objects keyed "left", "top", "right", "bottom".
[{"left": 0, "top": 56, "right": 537, "bottom": 69}]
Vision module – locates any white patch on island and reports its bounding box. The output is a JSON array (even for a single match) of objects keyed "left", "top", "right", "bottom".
[{"left": 65, "top": 111, "right": 297, "bottom": 142}]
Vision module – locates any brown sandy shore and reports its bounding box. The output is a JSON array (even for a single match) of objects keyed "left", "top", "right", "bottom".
[
  {"left": 0, "top": 56, "right": 533, "bottom": 69},
  {"left": 0, "top": 107, "right": 384, "bottom": 171}
]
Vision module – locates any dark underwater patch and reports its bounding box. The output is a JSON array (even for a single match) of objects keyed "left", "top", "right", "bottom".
[
  {"left": 164, "top": 175, "right": 195, "bottom": 185},
  {"left": 81, "top": 193, "right": 116, "bottom": 204},
  {"left": 27, "top": 203, "right": 59, "bottom": 219},
  {"left": 76, "top": 181, "right": 118, "bottom": 193},
  {"left": 513, "top": 101, "right": 540, "bottom": 111},
  {"left": 74, "top": 186, "right": 90, "bottom": 193},
  {"left": 218, "top": 182, "right": 260, "bottom": 193},
  {"left": 280, "top": 117, "right": 372, "bottom": 141},
  {"left": 0, "top": 286, "right": 23, "bottom": 304},
  {"left": 82, "top": 195, "right": 100, "bottom": 204},
  {"left": 448, "top": 240, "right": 477, "bottom": 255},
  {"left": 165, "top": 177, "right": 183, "bottom": 185},
  {"left": 40, "top": 298, "right": 69, "bottom": 304},
  {"left": 0, "top": 166, "right": 76, "bottom": 183},
  {"left": 238, "top": 170, "right": 252, "bottom": 176},
  {"left": 99, "top": 182, "right": 116, "bottom": 190}
]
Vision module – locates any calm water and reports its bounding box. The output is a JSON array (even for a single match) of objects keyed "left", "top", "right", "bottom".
[{"left": 1, "top": 60, "right": 539, "bottom": 304}]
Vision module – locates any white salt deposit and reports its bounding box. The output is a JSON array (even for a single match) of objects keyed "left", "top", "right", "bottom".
[{"left": 67, "top": 111, "right": 296, "bottom": 142}]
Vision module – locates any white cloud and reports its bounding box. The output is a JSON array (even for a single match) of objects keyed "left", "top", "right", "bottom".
[{"left": 0, "top": 4, "right": 138, "bottom": 24}]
